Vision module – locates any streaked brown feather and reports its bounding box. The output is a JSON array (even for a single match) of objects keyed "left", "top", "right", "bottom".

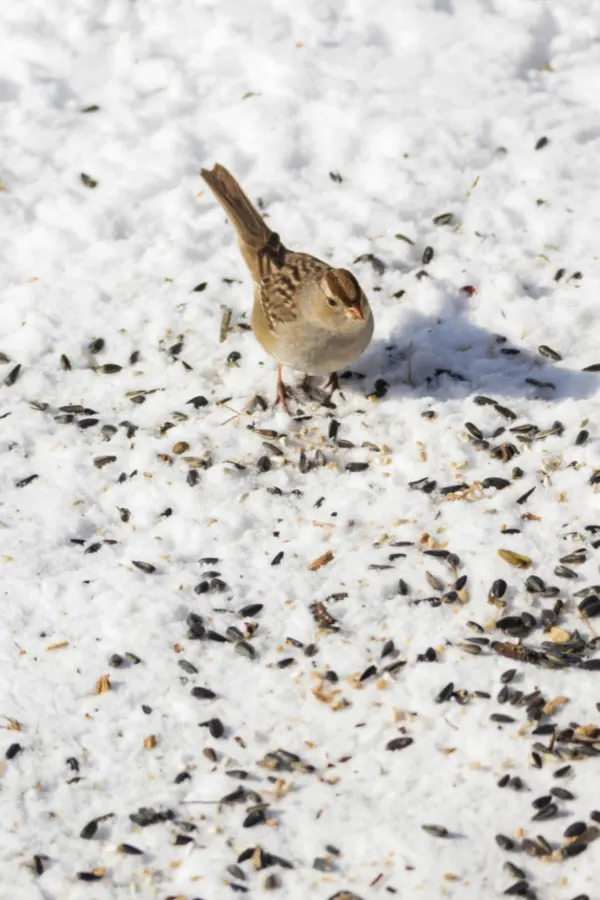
[{"left": 260, "top": 253, "right": 328, "bottom": 332}]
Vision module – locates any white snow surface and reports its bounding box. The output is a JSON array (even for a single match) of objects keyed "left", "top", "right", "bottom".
[{"left": 2, "top": 1, "right": 600, "bottom": 898}]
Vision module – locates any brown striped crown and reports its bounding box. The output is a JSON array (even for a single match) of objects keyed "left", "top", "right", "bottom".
[
  {"left": 320, "top": 268, "right": 365, "bottom": 322},
  {"left": 320, "top": 268, "right": 363, "bottom": 313}
]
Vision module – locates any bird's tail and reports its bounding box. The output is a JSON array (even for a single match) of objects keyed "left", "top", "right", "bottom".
[{"left": 200, "top": 164, "right": 283, "bottom": 280}]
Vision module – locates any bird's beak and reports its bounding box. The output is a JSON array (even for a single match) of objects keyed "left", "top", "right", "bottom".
[{"left": 346, "top": 305, "right": 364, "bottom": 323}]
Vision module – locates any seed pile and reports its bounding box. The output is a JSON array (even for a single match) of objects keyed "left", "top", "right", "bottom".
[
  {"left": 4, "top": 317, "right": 600, "bottom": 897},
  {"left": 4, "top": 2, "right": 600, "bottom": 896}
]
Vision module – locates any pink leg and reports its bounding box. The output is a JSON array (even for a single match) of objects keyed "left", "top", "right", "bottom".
[
  {"left": 324, "top": 371, "right": 340, "bottom": 397},
  {"left": 273, "top": 363, "right": 292, "bottom": 415}
]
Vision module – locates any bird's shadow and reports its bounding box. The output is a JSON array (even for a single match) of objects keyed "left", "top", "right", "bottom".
[{"left": 356, "top": 295, "right": 599, "bottom": 406}]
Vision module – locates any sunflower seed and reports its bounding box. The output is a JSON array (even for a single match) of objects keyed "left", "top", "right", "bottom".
[
  {"left": 422, "top": 824, "right": 448, "bottom": 838},
  {"left": 525, "top": 575, "right": 545, "bottom": 593},
  {"left": 494, "top": 404, "right": 517, "bottom": 421},
  {"left": 554, "top": 565, "right": 577, "bottom": 579},
  {"left": 191, "top": 687, "right": 216, "bottom": 700},
  {"left": 386, "top": 737, "right": 414, "bottom": 751},
  {"left": 4, "top": 364, "right": 21, "bottom": 386},
  {"left": 538, "top": 345, "right": 562, "bottom": 361},
  {"left": 561, "top": 842, "right": 588, "bottom": 859},
  {"left": 482, "top": 477, "right": 510, "bottom": 490},
  {"left": 495, "top": 834, "right": 514, "bottom": 850},
  {"left": 504, "top": 882, "right": 529, "bottom": 896},
  {"left": 93, "top": 364, "right": 122, "bottom": 374},
  {"left": 490, "top": 579, "right": 507, "bottom": 599},
  {"left": 88, "top": 337, "right": 105, "bottom": 354},
  {"left": 532, "top": 802, "right": 558, "bottom": 821},
  {"left": 433, "top": 212, "right": 454, "bottom": 226},
  {"left": 132, "top": 560, "right": 155, "bottom": 574},
  {"left": 346, "top": 462, "right": 369, "bottom": 472}
]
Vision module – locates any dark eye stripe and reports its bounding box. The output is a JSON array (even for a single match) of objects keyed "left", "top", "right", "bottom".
[{"left": 324, "top": 269, "right": 360, "bottom": 305}]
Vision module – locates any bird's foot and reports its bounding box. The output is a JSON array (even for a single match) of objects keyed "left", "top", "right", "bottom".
[{"left": 324, "top": 372, "right": 341, "bottom": 398}]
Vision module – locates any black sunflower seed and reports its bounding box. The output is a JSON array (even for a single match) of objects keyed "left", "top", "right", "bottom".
[
  {"left": 494, "top": 404, "right": 517, "bottom": 420},
  {"left": 561, "top": 842, "right": 588, "bottom": 859},
  {"left": 522, "top": 839, "right": 543, "bottom": 857},
  {"left": 386, "top": 737, "right": 414, "bottom": 751},
  {"left": 119, "top": 843, "right": 143, "bottom": 855},
  {"left": 238, "top": 603, "right": 263, "bottom": 618},
  {"left": 16, "top": 474, "right": 39, "bottom": 488},
  {"left": 6, "top": 743, "right": 23, "bottom": 760},
  {"left": 564, "top": 821, "right": 586, "bottom": 838},
  {"left": 495, "top": 834, "right": 514, "bottom": 850},
  {"left": 497, "top": 685, "right": 510, "bottom": 703},
  {"left": 187, "top": 395, "right": 209, "bottom": 408},
  {"left": 440, "top": 483, "right": 469, "bottom": 495},
  {"left": 490, "top": 579, "right": 507, "bottom": 599},
  {"left": 93, "top": 363, "right": 121, "bottom": 374},
  {"left": 554, "top": 565, "right": 577, "bottom": 579},
  {"left": 88, "top": 337, "right": 105, "bottom": 354},
  {"left": 422, "top": 824, "right": 448, "bottom": 838},
  {"left": 525, "top": 575, "right": 545, "bottom": 593},
  {"left": 80, "top": 820, "right": 98, "bottom": 840},
  {"left": 532, "top": 802, "right": 558, "bottom": 821},
  {"left": 482, "top": 477, "right": 510, "bottom": 490},
  {"left": 435, "top": 682, "right": 454, "bottom": 703},
  {"left": 579, "top": 595, "right": 600, "bottom": 617},
  {"left": 132, "top": 560, "right": 155, "bottom": 574},
  {"left": 5, "top": 364, "right": 21, "bottom": 386},
  {"left": 191, "top": 687, "right": 216, "bottom": 700},
  {"left": 346, "top": 462, "right": 369, "bottom": 472},
  {"left": 576, "top": 429, "right": 589, "bottom": 446},
  {"left": 243, "top": 809, "right": 266, "bottom": 828},
  {"left": 538, "top": 344, "right": 562, "bottom": 361},
  {"left": 422, "top": 246, "right": 434, "bottom": 265},
  {"left": 504, "top": 881, "right": 529, "bottom": 896},
  {"left": 551, "top": 787, "right": 574, "bottom": 800}
]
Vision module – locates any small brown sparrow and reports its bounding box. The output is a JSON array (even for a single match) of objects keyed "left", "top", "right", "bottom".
[{"left": 200, "top": 163, "right": 374, "bottom": 413}]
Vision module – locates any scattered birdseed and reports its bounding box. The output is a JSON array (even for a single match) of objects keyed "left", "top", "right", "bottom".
[
  {"left": 422, "top": 824, "right": 448, "bottom": 838},
  {"left": 132, "top": 560, "right": 156, "bottom": 574},
  {"left": 386, "top": 737, "right": 414, "bottom": 751}
]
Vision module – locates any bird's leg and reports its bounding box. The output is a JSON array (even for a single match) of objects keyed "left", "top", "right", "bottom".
[
  {"left": 273, "top": 363, "right": 292, "bottom": 415},
  {"left": 324, "top": 371, "right": 340, "bottom": 398}
]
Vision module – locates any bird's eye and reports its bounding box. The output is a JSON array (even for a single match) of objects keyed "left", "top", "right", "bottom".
[{"left": 327, "top": 297, "right": 338, "bottom": 308}]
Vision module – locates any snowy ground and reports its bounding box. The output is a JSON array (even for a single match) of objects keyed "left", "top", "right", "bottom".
[{"left": 2, "top": 0, "right": 600, "bottom": 898}]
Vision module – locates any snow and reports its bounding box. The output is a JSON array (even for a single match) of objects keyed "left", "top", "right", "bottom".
[{"left": 2, "top": 0, "right": 600, "bottom": 897}]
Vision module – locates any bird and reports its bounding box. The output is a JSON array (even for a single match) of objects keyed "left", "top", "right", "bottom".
[{"left": 199, "top": 163, "right": 374, "bottom": 414}]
